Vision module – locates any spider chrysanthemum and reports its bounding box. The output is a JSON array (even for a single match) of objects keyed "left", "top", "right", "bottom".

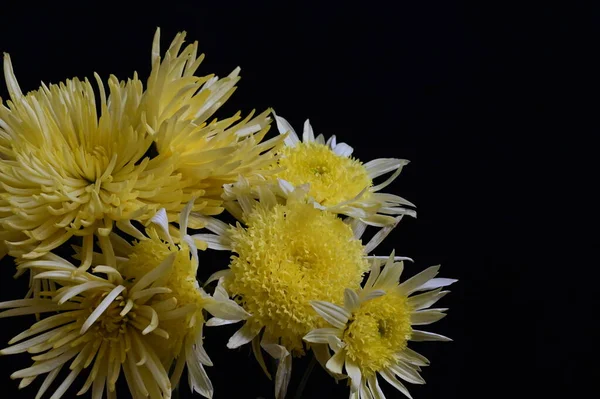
[
  {"left": 196, "top": 179, "right": 371, "bottom": 398},
  {"left": 271, "top": 113, "right": 416, "bottom": 229},
  {"left": 304, "top": 253, "right": 457, "bottom": 399},
  {"left": 0, "top": 202, "right": 248, "bottom": 399},
  {"left": 0, "top": 29, "right": 282, "bottom": 266},
  {"left": 0, "top": 253, "right": 178, "bottom": 399},
  {"left": 0, "top": 54, "right": 179, "bottom": 265},
  {"left": 140, "top": 29, "right": 284, "bottom": 226},
  {"left": 115, "top": 203, "right": 249, "bottom": 398}
]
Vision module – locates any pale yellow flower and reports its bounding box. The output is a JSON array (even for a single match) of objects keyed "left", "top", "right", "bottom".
[
  {"left": 304, "top": 253, "right": 456, "bottom": 399},
  {"left": 115, "top": 202, "right": 250, "bottom": 398},
  {"left": 195, "top": 178, "right": 402, "bottom": 398},
  {"left": 0, "top": 52, "right": 183, "bottom": 267},
  {"left": 271, "top": 113, "right": 416, "bottom": 234},
  {"left": 0, "top": 253, "right": 178, "bottom": 399},
  {"left": 139, "top": 29, "right": 284, "bottom": 227},
  {"left": 0, "top": 29, "right": 282, "bottom": 268},
  {"left": 0, "top": 201, "right": 248, "bottom": 398}
]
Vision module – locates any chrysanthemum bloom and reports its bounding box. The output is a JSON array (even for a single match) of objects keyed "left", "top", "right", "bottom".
[
  {"left": 138, "top": 29, "right": 284, "bottom": 228},
  {"left": 270, "top": 114, "right": 416, "bottom": 230},
  {"left": 116, "top": 203, "right": 249, "bottom": 398},
  {"left": 0, "top": 53, "right": 174, "bottom": 266},
  {"left": 0, "top": 29, "right": 282, "bottom": 266},
  {"left": 196, "top": 178, "right": 378, "bottom": 398},
  {"left": 0, "top": 254, "right": 178, "bottom": 398},
  {"left": 303, "top": 253, "right": 456, "bottom": 399},
  {"left": 0, "top": 203, "right": 248, "bottom": 398}
]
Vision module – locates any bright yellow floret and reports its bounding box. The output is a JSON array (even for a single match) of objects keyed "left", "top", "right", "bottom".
[
  {"left": 343, "top": 290, "right": 412, "bottom": 377},
  {"left": 273, "top": 142, "right": 372, "bottom": 206},
  {"left": 226, "top": 200, "right": 369, "bottom": 354}
]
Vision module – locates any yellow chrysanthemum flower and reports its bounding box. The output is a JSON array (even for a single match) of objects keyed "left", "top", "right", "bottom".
[
  {"left": 0, "top": 253, "right": 178, "bottom": 399},
  {"left": 0, "top": 29, "right": 282, "bottom": 267},
  {"left": 304, "top": 253, "right": 457, "bottom": 399},
  {"left": 271, "top": 113, "right": 416, "bottom": 230},
  {"left": 0, "top": 54, "right": 179, "bottom": 266},
  {"left": 195, "top": 178, "right": 385, "bottom": 398},
  {"left": 114, "top": 202, "right": 250, "bottom": 398},
  {"left": 140, "top": 29, "right": 284, "bottom": 225},
  {"left": 0, "top": 201, "right": 248, "bottom": 399}
]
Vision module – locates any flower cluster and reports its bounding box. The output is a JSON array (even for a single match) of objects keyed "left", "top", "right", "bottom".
[{"left": 0, "top": 29, "right": 454, "bottom": 399}]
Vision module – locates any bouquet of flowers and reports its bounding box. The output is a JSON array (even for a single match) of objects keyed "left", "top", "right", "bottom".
[{"left": 0, "top": 29, "right": 455, "bottom": 399}]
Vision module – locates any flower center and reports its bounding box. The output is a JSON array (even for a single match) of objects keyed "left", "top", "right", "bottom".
[
  {"left": 272, "top": 142, "right": 372, "bottom": 206},
  {"left": 79, "top": 292, "right": 129, "bottom": 341},
  {"left": 226, "top": 201, "right": 369, "bottom": 355},
  {"left": 123, "top": 232, "right": 204, "bottom": 352},
  {"left": 343, "top": 291, "right": 412, "bottom": 377}
]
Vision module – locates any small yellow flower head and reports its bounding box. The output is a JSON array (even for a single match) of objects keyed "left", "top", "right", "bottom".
[
  {"left": 342, "top": 290, "right": 412, "bottom": 377},
  {"left": 304, "top": 253, "right": 457, "bottom": 399},
  {"left": 115, "top": 203, "right": 250, "bottom": 398},
  {"left": 273, "top": 141, "right": 372, "bottom": 207},
  {"left": 226, "top": 199, "right": 369, "bottom": 354},
  {"left": 272, "top": 114, "right": 416, "bottom": 230},
  {"left": 122, "top": 228, "right": 204, "bottom": 354}
]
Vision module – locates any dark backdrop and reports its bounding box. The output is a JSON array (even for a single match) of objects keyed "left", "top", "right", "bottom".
[{"left": 0, "top": 2, "right": 583, "bottom": 398}]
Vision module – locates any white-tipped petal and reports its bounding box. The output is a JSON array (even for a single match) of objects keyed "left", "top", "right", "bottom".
[
  {"left": 252, "top": 335, "right": 271, "bottom": 380},
  {"left": 302, "top": 119, "right": 315, "bottom": 142},
  {"left": 415, "top": 278, "right": 458, "bottom": 292},
  {"left": 150, "top": 208, "right": 173, "bottom": 245},
  {"left": 410, "top": 309, "right": 448, "bottom": 325},
  {"left": 367, "top": 375, "right": 386, "bottom": 399},
  {"left": 204, "top": 297, "right": 250, "bottom": 321},
  {"left": 332, "top": 142, "right": 354, "bottom": 157},
  {"left": 364, "top": 217, "right": 402, "bottom": 254},
  {"left": 303, "top": 328, "right": 342, "bottom": 344},
  {"left": 274, "top": 352, "right": 292, "bottom": 399},
  {"left": 326, "top": 348, "right": 346, "bottom": 374},
  {"left": 191, "top": 233, "right": 232, "bottom": 251},
  {"left": 410, "top": 330, "right": 452, "bottom": 342},
  {"left": 397, "top": 348, "right": 430, "bottom": 367},
  {"left": 343, "top": 288, "right": 360, "bottom": 312},
  {"left": 381, "top": 369, "right": 413, "bottom": 399},
  {"left": 310, "top": 301, "right": 351, "bottom": 330},
  {"left": 374, "top": 262, "right": 404, "bottom": 290},
  {"left": 361, "top": 289, "right": 386, "bottom": 302},
  {"left": 398, "top": 265, "right": 440, "bottom": 296},
  {"left": 227, "top": 323, "right": 260, "bottom": 349},
  {"left": 179, "top": 199, "right": 195, "bottom": 235},
  {"left": 407, "top": 288, "right": 449, "bottom": 311},
  {"left": 345, "top": 358, "right": 362, "bottom": 393},
  {"left": 205, "top": 317, "right": 239, "bottom": 327},
  {"left": 389, "top": 361, "right": 425, "bottom": 385},
  {"left": 364, "top": 158, "right": 405, "bottom": 179},
  {"left": 273, "top": 112, "right": 300, "bottom": 147}
]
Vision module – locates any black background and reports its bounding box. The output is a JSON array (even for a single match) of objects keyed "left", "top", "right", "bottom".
[{"left": 0, "top": 1, "right": 587, "bottom": 398}]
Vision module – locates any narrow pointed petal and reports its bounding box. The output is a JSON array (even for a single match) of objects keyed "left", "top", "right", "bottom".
[
  {"left": 410, "top": 330, "right": 452, "bottom": 342},
  {"left": 310, "top": 301, "right": 350, "bottom": 329},
  {"left": 303, "top": 328, "right": 342, "bottom": 344}
]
